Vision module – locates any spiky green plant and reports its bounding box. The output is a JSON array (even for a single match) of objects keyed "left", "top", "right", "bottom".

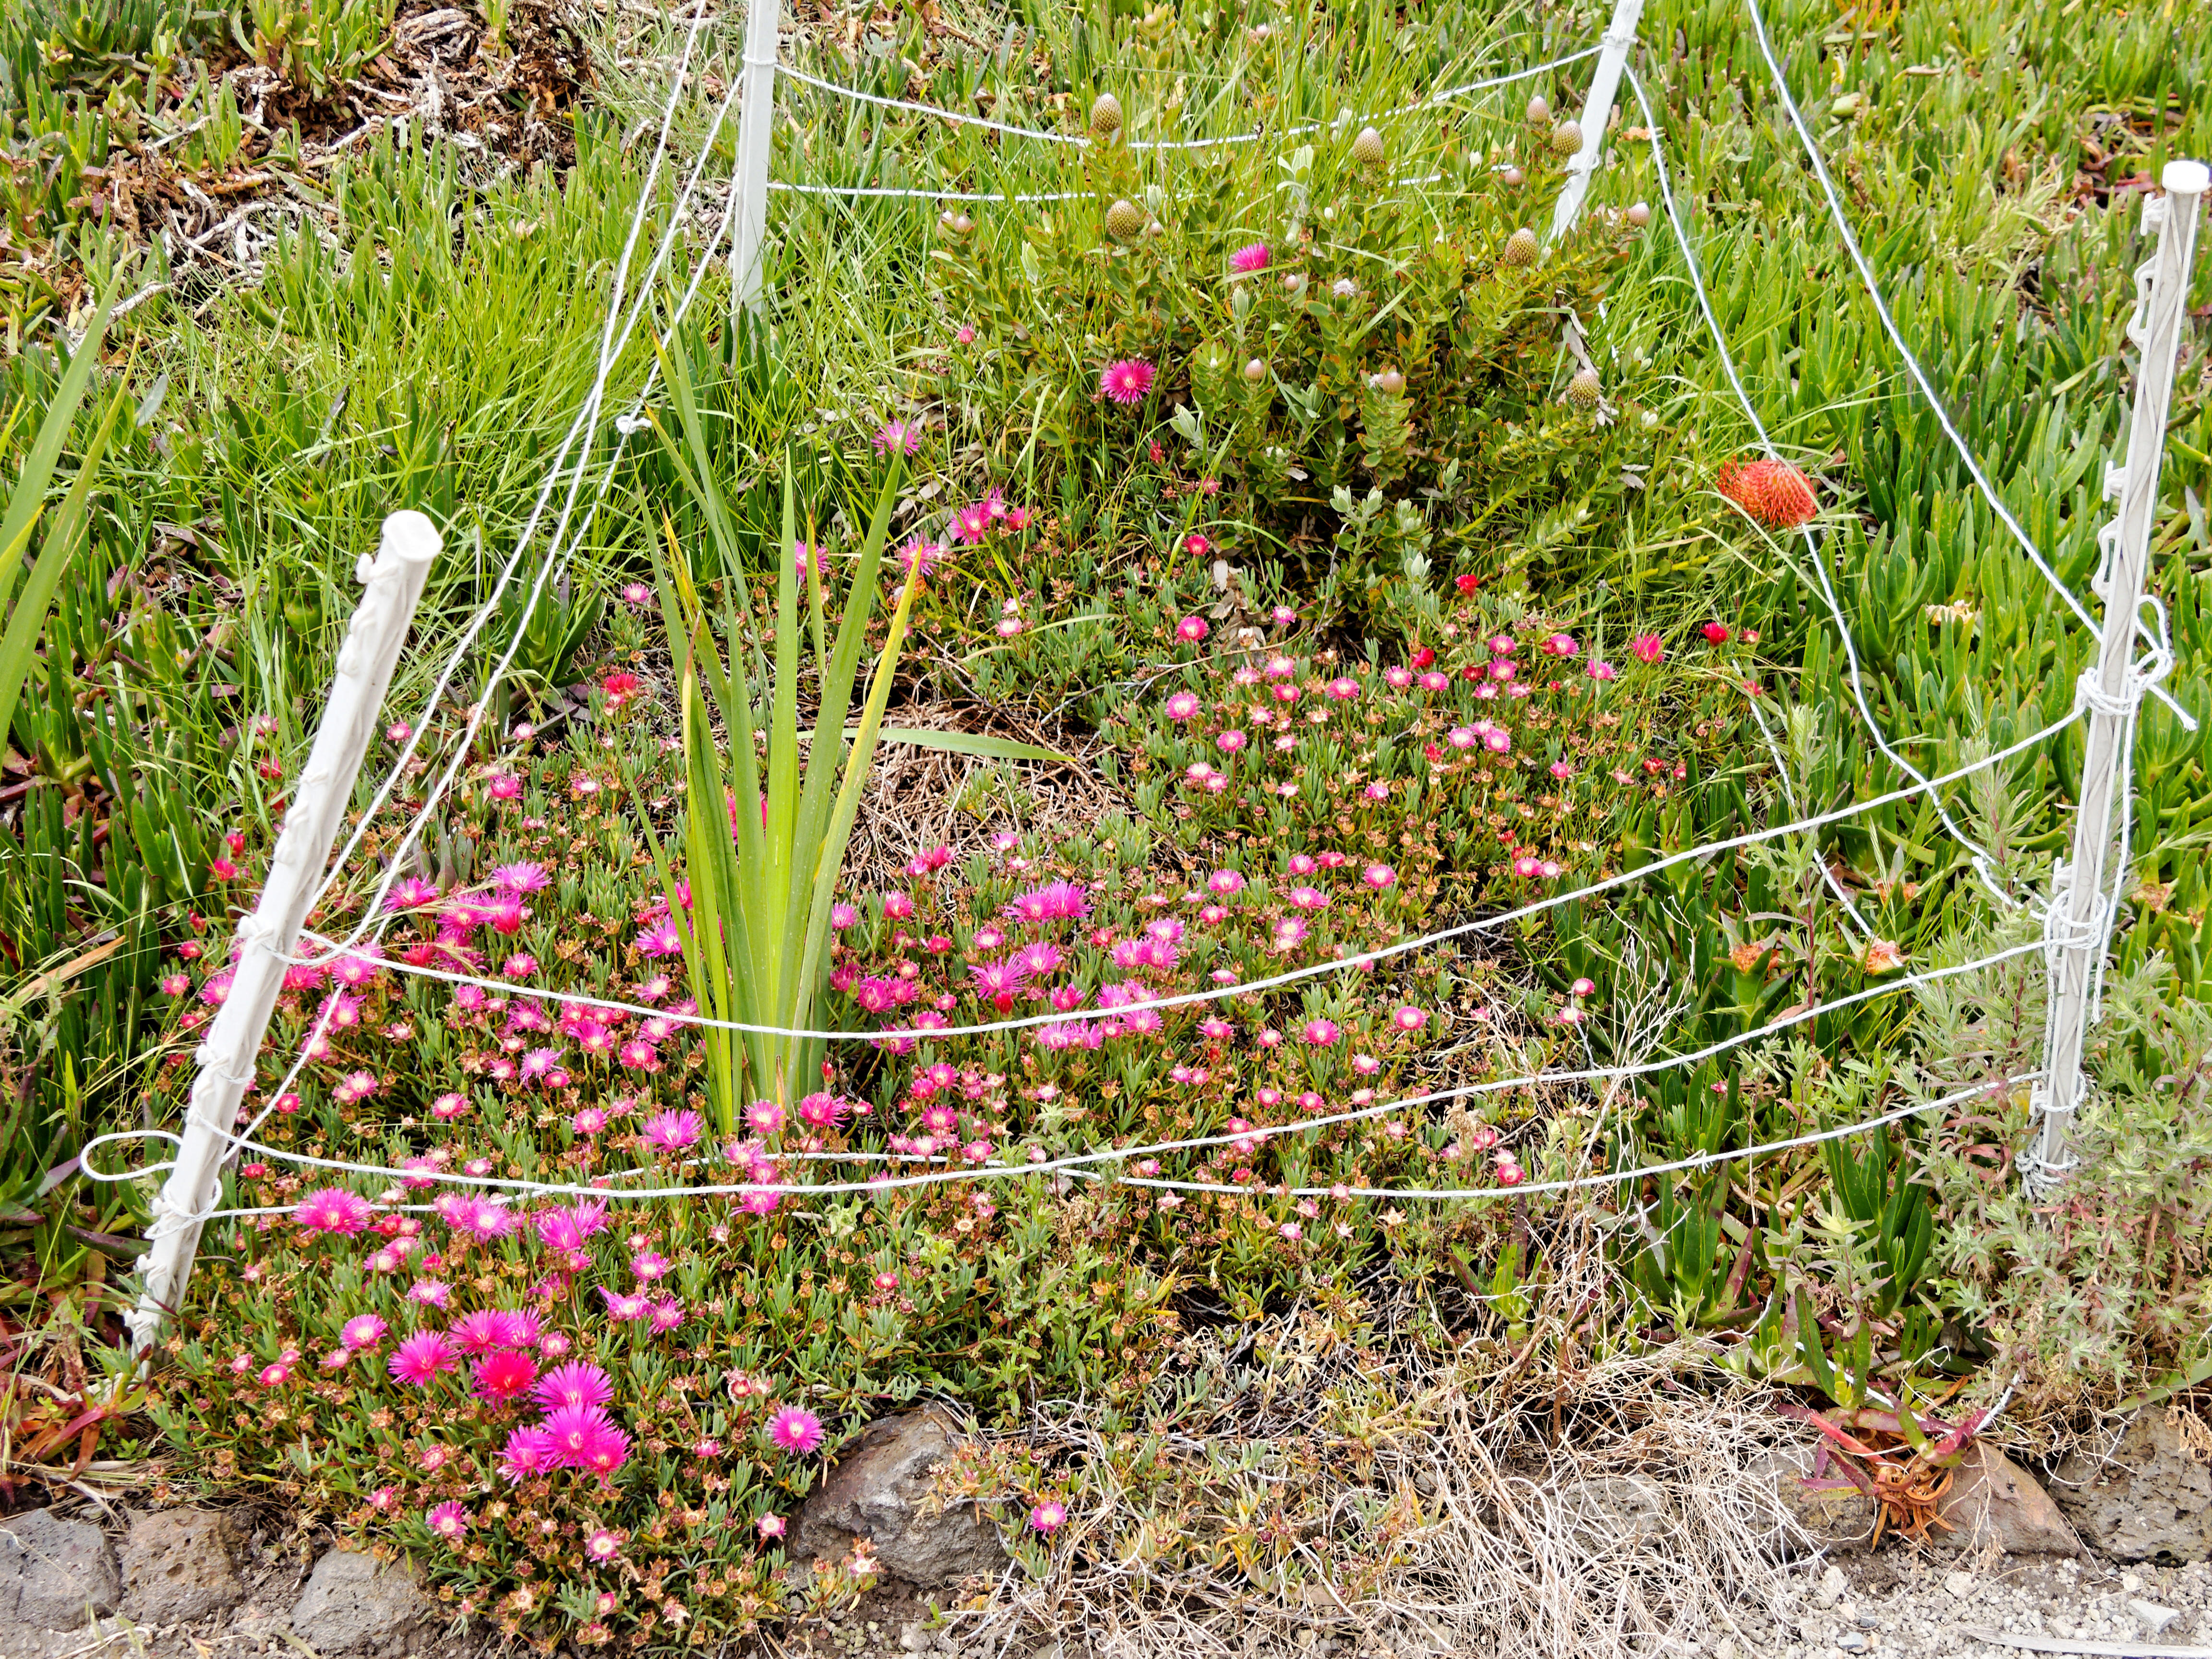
[{"left": 632, "top": 345, "right": 920, "bottom": 1130}]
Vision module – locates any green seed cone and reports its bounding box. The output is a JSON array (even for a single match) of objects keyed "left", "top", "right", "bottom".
[
  {"left": 1501, "top": 227, "right": 1539, "bottom": 268},
  {"left": 1089, "top": 93, "right": 1123, "bottom": 143},
  {"left": 1550, "top": 119, "right": 1583, "bottom": 155},
  {"left": 1566, "top": 367, "right": 1602, "bottom": 406},
  {"left": 1105, "top": 198, "right": 1146, "bottom": 242},
  {"left": 1351, "top": 125, "right": 1385, "bottom": 168}
]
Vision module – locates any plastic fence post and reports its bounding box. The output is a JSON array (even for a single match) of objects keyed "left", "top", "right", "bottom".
[
  {"left": 1547, "top": 0, "right": 1644, "bottom": 244},
  {"left": 2031, "top": 160, "right": 2207, "bottom": 1192},
  {"left": 126, "top": 513, "right": 440, "bottom": 1352},
  {"left": 732, "top": 0, "right": 780, "bottom": 316}
]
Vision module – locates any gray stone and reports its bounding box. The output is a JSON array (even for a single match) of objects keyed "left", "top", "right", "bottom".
[
  {"left": 120, "top": 1507, "right": 248, "bottom": 1623},
  {"left": 0, "top": 1507, "right": 120, "bottom": 1631},
  {"left": 2131, "top": 1599, "right": 2182, "bottom": 1636},
  {"left": 1751, "top": 1444, "right": 1877, "bottom": 1557},
  {"left": 289, "top": 1546, "right": 437, "bottom": 1657},
  {"left": 1552, "top": 1475, "right": 1676, "bottom": 1554},
  {"left": 794, "top": 1408, "right": 1008, "bottom": 1588},
  {"left": 2051, "top": 1412, "right": 2212, "bottom": 1563},
  {"left": 1934, "top": 1444, "right": 2080, "bottom": 1557}
]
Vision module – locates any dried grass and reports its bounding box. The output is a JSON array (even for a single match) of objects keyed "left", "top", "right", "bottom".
[{"left": 943, "top": 1260, "right": 1803, "bottom": 1659}]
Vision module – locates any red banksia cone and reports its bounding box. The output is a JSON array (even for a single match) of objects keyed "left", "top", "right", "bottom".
[{"left": 1717, "top": 458, "right": 1818, "bottom": 529}]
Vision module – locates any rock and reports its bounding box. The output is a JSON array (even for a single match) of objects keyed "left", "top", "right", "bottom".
[
  {"left": 1943, "top": 1570, "right": 1977, "bottom": 1600},
  {"left": 2132, "top": 1599, "right": 2183, "bottom": 1636},
  {"left": 1935, "top": 1444, "right": 2080, "bottom": 1556},
  {"left": 1813, "top": 1564, "right": 1848, "bottom": 1610},
  {"left": 289, "top": 1546, "right": 437, "bottom": 1657},
  {"left": 1751, "top": 1444, "right": 1876, "bottom": 1557},
  {"left": 120, "top": 1508, "right": 249, "bottom": 1623},
  {"left": 793, "top": 1408, "right": 1007, "bottom": 1588},
  {"left": 1551, "top": 1475, "right": 1675, "bottom": 1554},
  {"left": 0, "top": 1507, "right": 120, "bottom": 1630},
  {"left": 2051, "top": 1412, "right": 2212, "bottom": 1562}
]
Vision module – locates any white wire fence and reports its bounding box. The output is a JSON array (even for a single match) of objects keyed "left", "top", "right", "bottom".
[{"left": 109, "top": 0, "right": 2204, "bottom": 1341}]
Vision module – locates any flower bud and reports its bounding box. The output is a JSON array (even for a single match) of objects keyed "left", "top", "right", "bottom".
[
  {"left": 1351, "top": 125, "right": 1385, "bottom": 168},
  {"left": 1088, "top": 92, "right": 1123, "bottom": 143},
  {"left": 1626, "top": 201, "right": 1651, "bottom": 228},
  {"left": 1376, "top": 368, "right": 1405, "bottom": 395},
  {"left": 1243, "top": 358, "right": 1267, "bottom": 384},
  {"left": 1566, "top": 368, "right": 1602, "bottom": 407},
  {"left": 1501, "top": 165, "right": 1525, "bottom": 188},
  {"left": 1550, "top": 119, "right": 1583, "bottom": 155},
  {"left": 1105, "top": 198, "right": 1146, "bottom": 242},
  {"left": 1526, "top": 95, "right": 1550, "bottom": 124},
  {"left": 1501, "top": 227, "right": 1539, "bottom": 268},
  {"left": 1282, "top": 271, "right": 1307, "bottom": 298}
]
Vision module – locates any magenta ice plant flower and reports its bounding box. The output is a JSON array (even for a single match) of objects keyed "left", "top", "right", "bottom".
[
  {"left": 766, "top": 1407, "right": 825, "bottom": 1455},
  {"left": 294, "top": 1188, "right": 373, "bottom": 1236},
  {"left": 1099, "top": 359, "right": 1155, "bottom": 405}
]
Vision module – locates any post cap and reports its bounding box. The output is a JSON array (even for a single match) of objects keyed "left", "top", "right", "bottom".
[
  {"left": 379, "top": 510, "right": 443, "bottom": 568},
  {"left": 2162, "top": 159, "right": 2210, "bottom": 197}
]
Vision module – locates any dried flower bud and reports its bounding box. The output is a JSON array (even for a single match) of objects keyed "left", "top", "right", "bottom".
[
  {"left": 1566, "top": 367, "right": 1602, "bottom": 406},
  {"left": 1243, "top": 358, "right": 1268, "bottom": 384},
  {"left": 1351, "top": 125, "right": 1386, "bottom": 168},
  {"left": 950, "top": 212, "right": 974, "bottom": 235},
  {"left": 1282, "top": 271, "right": 1307, "bottom": 298},
  {"left": 1501, "top": 227, "right": 1539, "bottom": 267},
  {"left": 1105, "top": 198, "right": 1146, "bottom": 242},
  {"left": 1501, "top": 165, "right": 1526, "bottom": 188},
  {"left": 1550, "top": 119, "right": 1583, "bottom": 155},
  {"left": 1376, "top": 368, "right": 1405, "bottom": 395},
  {"left": 1088, "top": 93, "right": 1123, "bottom": 143},
  {"left": 1626, "top": 201, "right": 1652, "bottom": 228}
]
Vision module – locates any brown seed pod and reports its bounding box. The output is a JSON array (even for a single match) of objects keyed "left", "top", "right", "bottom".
[
  {"left": 1105, "top": 198, "right": 1146, "bottom": 242},
  {"left": 1501, "top": 227, "right": 1539, "bottom": 267},
  {"left": 1351, "top": 126, "right": 1385, "bottom": 168},
  {"left": 1088, "top": 93, "right": 1123, "bottom": 143},
  {"left": 1566, "top": 367, "right": 1602, "bottom": 407}
]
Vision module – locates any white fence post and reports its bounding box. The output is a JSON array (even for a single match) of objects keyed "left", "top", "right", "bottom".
[
  {"left": 2031, "top": 159, "right": 2206, "bottom": 1191},
  {"left": 731, "top": 0, "right": 780, "bottom": 316},
  {"left": 127, "top": 512, "right": 440, "bottom": 1351},
  {"left": 1548, "top": 0, "right": 1645, "bottom": 244}
]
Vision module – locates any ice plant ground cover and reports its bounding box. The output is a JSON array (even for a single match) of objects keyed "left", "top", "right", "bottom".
[{"left": 1, "top": 0, "right": 2212, "bottom": 1652}]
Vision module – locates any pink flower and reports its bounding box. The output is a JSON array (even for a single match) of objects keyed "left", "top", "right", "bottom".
[
  {"left": 1099, "top": 359, "right": 1156, "bottom": 405},
  {"left": 388, "top": 1332, "right": 460, "bottom": 1387},
  {"left": 1003, "top": 881, "right": 1091, "bottom": 924},
  {"left": 1702, "top": 621, "right": 1732, "bottom": 644},
  {"left": 1363, "top": 863, "right": 1396, "bottom": 889},
  {"left": 586, "top": 1528, "right": 625, "bottom": 1563},
  {"left": 473, "top": 1350, "right": 539, "bottom": 1406},
  {"left": 1184, "top": 533, "right": 1211, "bottom": 556},
  {"left": 544, "top": 1404, "right": 617, "bottom": 1466},
  {"left": 534, "top": 1361, "right": 614, "bottom": 1413},
  {"left": 1541, "top": 633, "right": 1579, "bottom": 657},
  {"left": 257, "top": 1362, "right": 289, "bottom": 1387},
  {"left": 1207, "top": 869, "right": 1245, "bottom": 895},
  {"left": 1303, "top": 1019, "right": 1340, "bottom": 1046},
  {"left": 1176, "top": 615, "right": 1209, "bottom": 643},
  {"left": 766, "top": 1407, "right": 825, "bottom": 1455},
  {"left": 500, "top": 1427, "right": 560, "bottom": 1483},
  {"left": 1587, "top": 659, "right": 1617, "bottom": 681},
  {"left": 1164, "top": 692, "right": 1201, "bottom": 721},
  {"left": 874, "top": 420, "right": 922, "bottom": 457},
  {"left": 1030, "top": 1499, "right": 1068, "bottom": 1532},
  {"left": 426, "top": 1502, "right": 470, "bottom": 1542},
  {"left": 1229, "top": 242, "right": 1270, "bottom": 274},
  {"left": 295, "top": 1188, "right": 373, "bottom": 1236},
  {"left": 757, "top": 1515, "right": 787, "bottom": 1541},
  {"left": 341, "top": 1314, "right": 388, "bottom": 1350},
  {"left": 745, "top": 1099, "right": 787, "bottom": 1137},
  {"left": 1571, "top": 977, "right": 1597, "bottom": 996},
  {"left": 955, "top": 325, "right": 975, "bottom": 345},
  {"left": 640, "top": 1110, "right": 704, "bottom": 1154},
  {"left": 895, "top": 536, "right": 943, "bottom": 583},
  {"left": 385, "top": 876, "right": 441, "bottom": 911},
  {"left": 830, "top": 902, "right": 859, "bottom": 929},
  {"left": 1393, "top": 1005, "right": 1428, "bottom": 1033},
  {"left": 577, "top": 1420, "right": 632, "bottom": 1476},
  {"left": 1325, "top": 677, "right": 1359, "bottom": 701}
]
